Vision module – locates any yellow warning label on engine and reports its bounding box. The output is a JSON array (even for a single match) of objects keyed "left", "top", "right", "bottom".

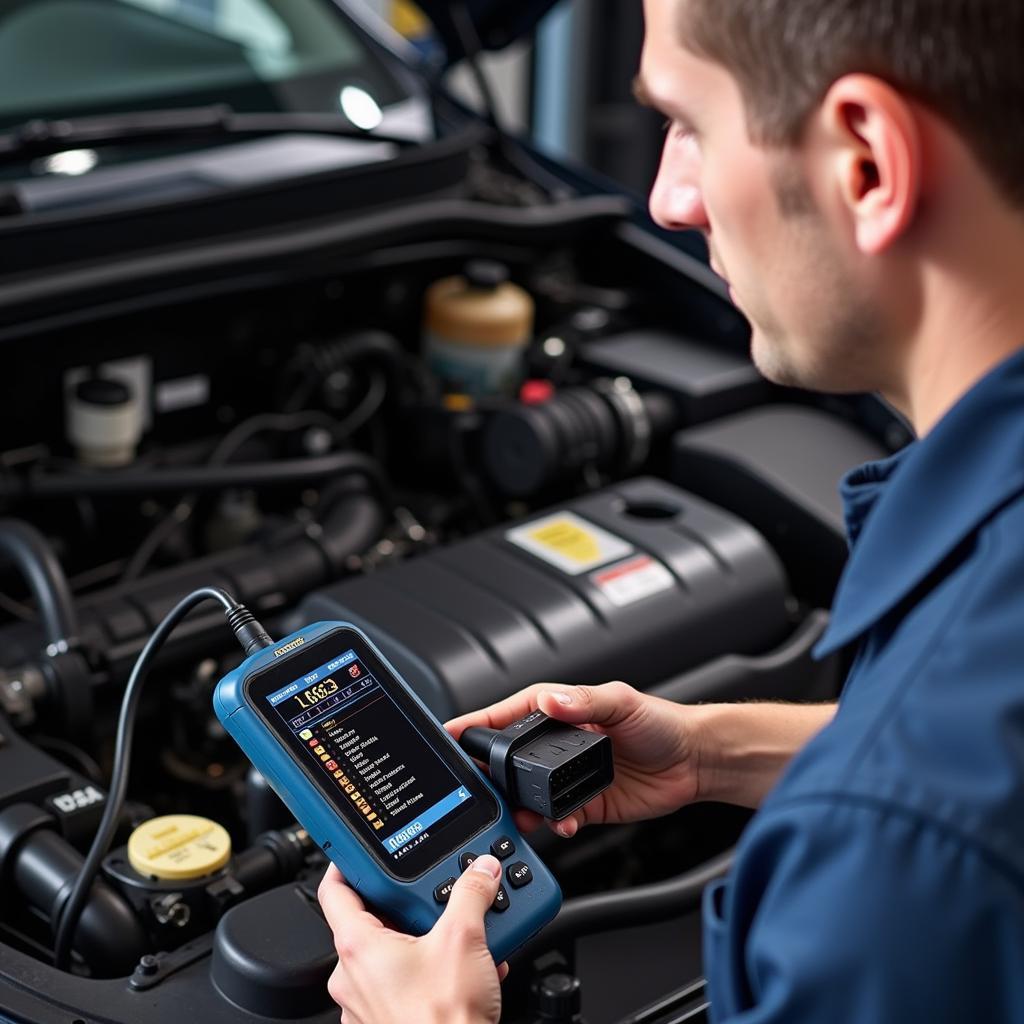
[
  {"left": 506, "top": 512, "right": 634, "bottom": 575},
  {"left": 528, "top": 520, "right": 601, "bottom": 564}
]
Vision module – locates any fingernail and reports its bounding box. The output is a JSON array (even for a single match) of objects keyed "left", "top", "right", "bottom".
[
  {"left": 556, "top": 822, "right": 572, "bottom": 838},
  {"left": 550, "top": 691, "right": 573, "bottom": 706},
  {"left": 471, "top": 855, "right": 501, "bottom": 878}
]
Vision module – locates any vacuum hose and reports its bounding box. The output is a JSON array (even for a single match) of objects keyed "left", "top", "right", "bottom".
[{"left": 0, "top": 519, "right": 78, "bottom": 646}]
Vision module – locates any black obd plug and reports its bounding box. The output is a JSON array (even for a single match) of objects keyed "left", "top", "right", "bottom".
[{"left": 459, "top": 711, "right": 613, "bottom": 820}]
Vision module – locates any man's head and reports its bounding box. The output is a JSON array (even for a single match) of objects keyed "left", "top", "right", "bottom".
[{"left": 640, "top": 0, "right": 1024, "bottom": 415}]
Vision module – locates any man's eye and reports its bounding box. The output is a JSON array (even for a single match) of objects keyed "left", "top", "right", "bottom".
[{"left": 661, "top": 118, "right": 694, "bottom": 142}]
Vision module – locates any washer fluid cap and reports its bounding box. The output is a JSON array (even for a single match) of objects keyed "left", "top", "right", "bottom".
[{"left": 127, "top": 814, "right": 231, "bottom": 880}]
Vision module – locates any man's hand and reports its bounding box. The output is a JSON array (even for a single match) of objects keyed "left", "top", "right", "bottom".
[
  {"left": 448, "top": 684, "right": 839, "bottom": 829},
  {"left": 447, "top": 681, "right": 704, "bottom": 838},
  {"left": 318, "top": 856, "right": 507, "bottom": 1024}
]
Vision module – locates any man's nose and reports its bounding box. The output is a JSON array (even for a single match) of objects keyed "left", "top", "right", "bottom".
[
  {"left": 649, "top": 140, "right": 708, "bottom": 232},
  {"left": 649, "top": 179, "right": 708, "bottom": 232}
]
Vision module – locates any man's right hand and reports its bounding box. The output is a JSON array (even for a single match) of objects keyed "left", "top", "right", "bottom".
[{"left": 446, "top": 681, "right": 704, "bottom": 838}]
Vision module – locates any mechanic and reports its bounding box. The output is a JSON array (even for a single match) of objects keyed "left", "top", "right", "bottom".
[{"left": 318, "top": 1, "right": 1024, "bottom": 1020}]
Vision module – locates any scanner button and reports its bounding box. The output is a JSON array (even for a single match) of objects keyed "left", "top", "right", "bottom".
[
  {"left": 491, "top": 886, "right": 510, "bottom": 913},
  {"left": 434, "top": 877, "right": 457, "bottom": 904},
  {"left": 507, "top": 862, "right": 533, "bottom": 889},
  {"left": 491, "top": 836, "right": 515, "bottom": 860},
  {"left": 459, "top": 852, "right": 480, "bottom": 872}
]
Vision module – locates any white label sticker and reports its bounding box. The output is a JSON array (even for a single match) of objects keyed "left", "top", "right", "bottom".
[
  {"left": 505, "top": 512, "right": 634, "bottom": 575},
  {"left": 155, "top": 374, "right": 211, "bottom": 413},
  {"left": 591, "top": 555, "right": 675, "bottom": 606}
]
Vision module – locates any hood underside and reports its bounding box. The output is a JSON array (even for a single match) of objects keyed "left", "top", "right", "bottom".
[{"left": 409, "top": 0, "right": 563, "bottom": 63}]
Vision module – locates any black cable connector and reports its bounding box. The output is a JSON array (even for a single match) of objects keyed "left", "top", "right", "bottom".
[
  {"left": 53, "top": 586, "right": 273, "bottom": 972},
  {"left": 460, "top": 711, "right": 614, "bottom": 821},
  {"left": 226, "top": 605, "right": 274, "bottom": 657}
]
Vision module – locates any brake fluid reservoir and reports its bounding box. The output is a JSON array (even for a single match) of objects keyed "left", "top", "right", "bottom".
[{"left": 423, "top": 260, "right": 534, "bottom": 397}]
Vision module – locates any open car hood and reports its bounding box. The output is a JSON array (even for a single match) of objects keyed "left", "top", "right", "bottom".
[{"left": 406, "top": 0, "right": 564, "bottom": 63}]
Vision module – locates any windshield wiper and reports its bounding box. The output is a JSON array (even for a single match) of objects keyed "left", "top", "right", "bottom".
[{"left": 0, "top": 105, "right": 411, "bottom": 164}]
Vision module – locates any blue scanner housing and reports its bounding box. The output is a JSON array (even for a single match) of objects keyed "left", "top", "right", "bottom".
[{"left": 213, "top": 620, "right": 561, "bottom": 963}]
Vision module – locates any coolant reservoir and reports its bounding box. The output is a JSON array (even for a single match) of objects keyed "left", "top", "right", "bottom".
[{"left": 423, "top": 260, "right": 534, "bottom": 397}]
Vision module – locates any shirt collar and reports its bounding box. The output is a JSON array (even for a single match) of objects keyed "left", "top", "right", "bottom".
[{"left": 815, "top": 347, "right": 1024, "bottom": 658}]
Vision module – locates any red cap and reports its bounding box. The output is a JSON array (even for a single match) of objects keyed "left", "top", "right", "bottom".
[{"left": 519, "top": 379, "right": 555, "bottom": 406}]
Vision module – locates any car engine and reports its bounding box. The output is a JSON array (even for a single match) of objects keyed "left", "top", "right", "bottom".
[{"left": 0, "top": 167, "right": 903, "bottom": 1022}]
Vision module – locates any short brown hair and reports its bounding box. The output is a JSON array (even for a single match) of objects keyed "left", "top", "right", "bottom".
[{"left": 680, "top": 0, "right": 1024, "bottom": 206}]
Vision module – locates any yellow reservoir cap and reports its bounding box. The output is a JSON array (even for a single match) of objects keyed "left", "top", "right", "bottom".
[{"left": 127, "top": 814, "right": 232, "bottom": 881}]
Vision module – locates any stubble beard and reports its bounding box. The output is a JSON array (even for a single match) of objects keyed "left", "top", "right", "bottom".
[{"left": 744, "top": 159, "right": 887, "bottom": 394}]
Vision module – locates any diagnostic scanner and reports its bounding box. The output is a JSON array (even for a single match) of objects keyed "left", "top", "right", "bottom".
[{"left": 213, "top": 621, "right": 562, "bottom": 962}]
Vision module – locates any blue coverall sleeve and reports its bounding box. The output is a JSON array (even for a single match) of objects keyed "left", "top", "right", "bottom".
[{"left": 705, "top": 796, "right": 1024, "bottom": 1022}]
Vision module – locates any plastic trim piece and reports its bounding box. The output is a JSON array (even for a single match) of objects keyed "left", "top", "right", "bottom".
[{"left": 0, "top": 196, "right": 631, "bottom": 337}]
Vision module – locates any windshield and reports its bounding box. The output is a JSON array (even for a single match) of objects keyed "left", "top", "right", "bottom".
[{"left": 0, "top": 0, "right": 411, "bottom": 129}]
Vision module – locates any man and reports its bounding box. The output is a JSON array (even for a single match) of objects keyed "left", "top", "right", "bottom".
[{"left": 318, "top": 0, "right": 1024, "bottom": 1019}]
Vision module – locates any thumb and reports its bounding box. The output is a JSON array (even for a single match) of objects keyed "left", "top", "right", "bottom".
[
  {"left": 537, "top": 680, "right": 641, "bottom": 728},
  {"left": 440, "top": 855, "right": 502, "bottom": 943}
]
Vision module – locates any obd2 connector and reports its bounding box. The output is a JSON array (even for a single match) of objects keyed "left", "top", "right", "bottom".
[{"left": 460, "top": 711, "right": 614, "bottom": 821}]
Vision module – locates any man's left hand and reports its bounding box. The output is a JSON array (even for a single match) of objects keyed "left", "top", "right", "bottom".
[{"left": 318, "top": 855, "right": 508, "bottom": 1024}]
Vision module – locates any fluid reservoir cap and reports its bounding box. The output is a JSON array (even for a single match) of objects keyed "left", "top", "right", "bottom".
[
  {"left": 532, "top": 972, "right": 584, "bottom": 1022},
  {"left": 520, "top": 379, "right": 555, "bottom": 406},
  {"left": 212, "top": 885, "right": 336, "bottom": 1018},
  {"left": 75, "top": 377, "right": 131, "bottom": 406},
  {"left": 127, "top": 814, "right": 231, "bottom": 881},
  {"left": 465, "top": 259, "right": 510, "bottom": 291}
]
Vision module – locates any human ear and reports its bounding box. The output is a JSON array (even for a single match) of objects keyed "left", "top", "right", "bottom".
[{"left": 820, "top": 74, "right": 922, "bottom": 255}]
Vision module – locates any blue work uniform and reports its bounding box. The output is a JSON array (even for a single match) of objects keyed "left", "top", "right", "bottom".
[{"left": 704, "top": 348, "right": 1024, "bottom": 1022}]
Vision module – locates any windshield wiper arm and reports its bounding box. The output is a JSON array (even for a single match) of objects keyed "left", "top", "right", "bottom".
[
  {"left": 0, "top": 104, "right": 235, "bottom": 159},
  {"left": 0, "top": 105, "right": 407, "bottom": 163}
]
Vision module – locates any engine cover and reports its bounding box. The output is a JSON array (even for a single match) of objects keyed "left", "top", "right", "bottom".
[{"left": 299, "top": 479, "right": 791, "bottom": 718}]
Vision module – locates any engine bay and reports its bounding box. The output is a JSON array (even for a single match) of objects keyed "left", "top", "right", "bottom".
[{"left": 0, "top": 187, "right": 901, "bottom": 1023}]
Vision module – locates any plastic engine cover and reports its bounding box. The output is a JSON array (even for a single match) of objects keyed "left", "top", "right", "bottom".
[{"left": 299, "top": 479, "right": 791, "bottom": 718}]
